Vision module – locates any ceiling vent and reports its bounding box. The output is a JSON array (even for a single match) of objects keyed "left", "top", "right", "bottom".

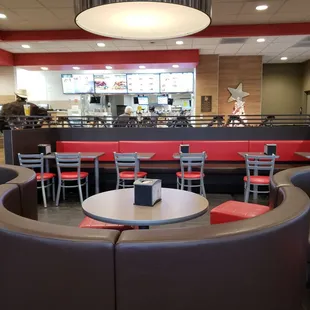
[
  {"left": 220, "top": 38, "right": 248, "bottom": 44},
  {"left": 293, "top": 37, "right": 310, "bottom": 48}
]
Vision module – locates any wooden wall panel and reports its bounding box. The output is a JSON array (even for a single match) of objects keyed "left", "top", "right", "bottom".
[
  {"left": 218, "top": 56, "right": 262, "bottom": 116},
  {"left": 195, "top": 55, "right": 219, "bottom": 115}
]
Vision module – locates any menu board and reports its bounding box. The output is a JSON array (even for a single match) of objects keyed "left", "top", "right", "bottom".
[
  {"left": 127, "top": 74, "right": 160, "bottom": 94},
  {"left": 61, "top": 74, "right": 95, "bottom": 94},
  {"left": 94, "top": 74, "right": 127, "bottom": 94},
  {"left": 160, "top": 72, "right": 194, "bottom": 93}
]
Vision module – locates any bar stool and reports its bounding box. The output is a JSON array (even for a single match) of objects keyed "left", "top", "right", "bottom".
[
  {"left": 55, "top": 153, "right": 89, "bottom": 206},
  {"left": 114, "top": 152, "right": 147, "bottom": 189},
  {"left": 244, "top": 154, "right": 276, "bottom": 202},
  {"left": 18, "top": 153, "right": 55, "bottom": 208},
  {"left": 176, "top": 152, "right": 206, "bottom": 197}
]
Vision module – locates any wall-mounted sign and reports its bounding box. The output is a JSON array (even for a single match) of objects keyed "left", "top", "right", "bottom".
[
  {"left": 94, "top": 74, "right": 127, "bottom": 94},
  {"left": 201, "top": 96, "right": 212, "bottom": 112},
  {"left": 127, "top": 74, "right": 160, "bottom": 94},
  {"left": 61, "top": 74, "right": 94, "bottom": 94},
  {"left": 160, "top": 72, "right": 194, "bottom": 93}
]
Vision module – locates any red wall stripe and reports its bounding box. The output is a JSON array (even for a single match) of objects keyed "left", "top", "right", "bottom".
[
  {"left": 0, "top": 49, "right": 14, "bottom": 66},
  {"left": 13, "top": 50, "right": 199, "bottom": 67},
  {"left": 1, "top": 23, "right": 310, "bottom": 42}
]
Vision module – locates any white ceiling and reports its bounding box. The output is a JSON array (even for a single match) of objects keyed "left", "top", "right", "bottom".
[
  {"left": 1, "top": 35, "right": 310, "bottom": 64},
  {"left": 0, "top": 0, "right": 310, "bottom": 30}
]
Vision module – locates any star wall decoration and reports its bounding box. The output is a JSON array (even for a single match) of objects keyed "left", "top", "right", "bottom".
[{"left": 227, "top": 83, "right": 250, "bottom": 103}]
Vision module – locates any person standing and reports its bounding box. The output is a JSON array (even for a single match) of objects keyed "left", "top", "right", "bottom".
[
  {"left": 0, "top": 89, "right": 47, "bottom": 131},
  {"left": 113, "top": 106, "right": 133, "bottom": 127}
]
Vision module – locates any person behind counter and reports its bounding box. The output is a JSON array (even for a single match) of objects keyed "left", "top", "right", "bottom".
[
  {"left": 0, "top": 89, "right": 48, "bottom": 131},
  {"left": 113, "top": 106, "right": 133, "bottom": 127}
]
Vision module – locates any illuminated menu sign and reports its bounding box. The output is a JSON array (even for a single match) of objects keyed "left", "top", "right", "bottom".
[
  {"left": 160, "top": 72, "right": 194, "bottom": 93},
  {"left": 61, "top": 74, "right": 95, "bottom": 94},
  {"left": 94, "top": 74, "right": 127, "bottom": 94},
  {"left": 127, "top": 74, "right": 160, "bottom": 94}
]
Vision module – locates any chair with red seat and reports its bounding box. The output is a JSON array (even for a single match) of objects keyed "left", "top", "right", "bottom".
[
  {"left": 244, "top": 154, "right": 276, "bottom": 202},
  {"left": 176, "top": 152, "right": 206, "bottom": 197},
  {"left": 114, "top": 152, "right": 147, "bottom": 189},
  {"left": 18, "top": 153, "right": 55, "bottom": 208},
  {"left": 55, "top": 153, "right": 88, "bottom": 206}
]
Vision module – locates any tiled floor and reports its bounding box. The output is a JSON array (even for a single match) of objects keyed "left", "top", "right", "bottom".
[{"left": 38, "top": 192, "right": 236, "bottom": 229}]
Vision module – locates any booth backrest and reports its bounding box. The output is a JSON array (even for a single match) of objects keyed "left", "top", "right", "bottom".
[
  {"left": 249, "top": 140, "right": 310, "bottom": 162},
  {"left": 183, "top": 140, "right": 249, "bottom": 161},
  {"left": 0, "top": 163, "right": 309, "bottom": 310},
  {"left": 0, "top": 165, "right": 37, "bottom": 220},
  {"left": 56, "top": 141, "right": 119, "bottom": 161},
  {"left": 116, "top": 186, "right": 310, "bottom": 310},
  {"left": 119, "top": 141, "right": 182, "bottom": 161}
]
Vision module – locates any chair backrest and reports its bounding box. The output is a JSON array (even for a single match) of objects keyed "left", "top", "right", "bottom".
[
  {"left": 245, "top": 154, "right": 276, "bottom": 179},
  {"left": 18, "top": 153, "right": 44, "bottom": 180},
  {"left": 180, "top": 152, "right": 206, "bottom": 176},
  {"left": 55, "top": 153, "right": 81, "bottom": 179},
  {"left": 114, "top": 153, "right": 139, "bottom": 178}
]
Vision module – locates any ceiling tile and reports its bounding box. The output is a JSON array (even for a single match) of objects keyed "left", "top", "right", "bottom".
[
  {"left": 37, "top": 0, "right": 73, "bottom": 8},
  {"left": 261, "top": 43, "right": 291, "bottom": 53},
  {"left": 44, "top": 47, "right": 72, "bottom": 52},
  {"left": 192, "top": 38, "right": 221, "bottom": 45},
  {"left": 69, "top": 47, "right": 95, "bottom": 52},
  {"left": 212, "top": 2, "right": 244, "bottom": 15},
  {"left": 246, "top": 36, "right": 277, "bottom": 44},
  {"left": 273, "top": 35, "right": 308, "bottom": 43},
  {"left": 167, "top": 45, "right": 192, "bottom": 50},
  {"left": 118, "top": 46, "right": 143, "bottom": 51},
  {"left": 49, "top": 8, "right": 75, "bottom": 19},
  {"left": 142, "top": 46, "right": 168, "bottom": 50},
  {"left": 165, "top": 38, "right": 193, "bottom": 46},
  {"left": 278, "top": 0, "right": 310, "bottom": 13},
  {"left": 271, "top": 13, "right": 309, "bottom": 23},
  {"left": 10, "top": 8, "right": 57, "bottom": 19},
  {"left": 0, "top": 0, "right": 43, "bottom": 9},
  {"left": 239, "top": 0, "right": 285, "bottom": 14},
  {"left": 199, "top": 49, "right": 215, "bottom": 55},
  {"left": 112, "top": 40, "right": 141, "bottom": 47},
  {"left": 233, "top": 14, "right": 273, "bottom": 23},
  {"left": 192, "top": 44, "right": 217, "bottom": 49},
  {"left": 139, "top": 41, "right": 166, "bottom": 46}
]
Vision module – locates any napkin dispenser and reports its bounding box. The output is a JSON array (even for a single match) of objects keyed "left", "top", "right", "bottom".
[
  {"left": 264, "top": 144, "right": 277, "bottom": 155},
  {"left": 134, "top": 178, "right": 162, "bottom": 207},
  {"left": 179, "top": 144, "right": 190, "bottom": 153},
  {"left": 38, "top": 144, "right": 51, "bottom": 155}
]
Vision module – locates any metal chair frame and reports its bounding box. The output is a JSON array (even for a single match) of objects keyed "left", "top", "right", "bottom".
[
  {"left": 18, "top": 153, "right": 55, "bottom": 208},
  {"left": 177, "top": 152, "right": 206, "bottom": 197},
  {"left": 55, "top": 153, "right": 88, "bottom": 206},
  {"left": 114, "top": 152, "right": 146, "bottom": 189},
  {"left": 244, "top": 154, "right": 276, "bottom": 202}
]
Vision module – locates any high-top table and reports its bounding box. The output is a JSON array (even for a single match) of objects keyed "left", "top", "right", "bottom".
[
  {"left": 44, "top": 152, "right": 105, "bottom": 194},
  {"left": 238, "top": 152, "right": 280, "bottom": 159},
  {"left": 295, "top": 152, "right": 310, "bottom": 159},
  {"left": 82, "top": 188, "right": 208, "bottom": 229}
]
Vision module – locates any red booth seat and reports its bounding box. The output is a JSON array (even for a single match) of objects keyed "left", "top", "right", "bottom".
[
  {"left": 56, "top": 141, "right": 119, "bottom": 161},
  {"left": 210, "top": 201, "right": 270, "bottom": 224},
  {"left": 119, "top": 141, "right": 182, "bottom": 161},
  {"left": 183, "top": 141, "right": 249, "bottom": 161},
  {"left": 249, "top": 140, "right": 310, "bottom": 162}
]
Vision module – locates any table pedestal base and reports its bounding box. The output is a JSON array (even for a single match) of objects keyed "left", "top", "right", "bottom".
[{"left": 139, "top": 226, "right": 149, "bottom": 230}]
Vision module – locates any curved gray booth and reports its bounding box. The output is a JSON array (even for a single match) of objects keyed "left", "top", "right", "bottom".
[{"left": 0, "top": 164, "right": 309, "bottom": 310}]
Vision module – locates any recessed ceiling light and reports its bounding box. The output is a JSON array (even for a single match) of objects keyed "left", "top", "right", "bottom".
[
  {"left": 172, "top": 64, "right": 179, "bottom": 68},
  {"left": 21, "top": 44, "right": 31, "bottom": 49},
  {"left": 139, "top": 65, "right": 146, "bottom": 69},
  {"left": 106, "top": 66, "right": 113, "bottom": 69},
  {"left": 281, "top": 57, "right": 288, "bottom": 61},
  {"left": 74, "top": 0, "right": 212, "bottom": 40},
  {"left": 73, "top": 66, "right": 80, "bottom": 70},
  {"left": 41, "top": 67, "right": 49, "bottom": 71},
  {"left": 0, "top": 13, "right": 7, "bottom": 19},
  {"left": 176, "top": 40, "right": 184, "bottom": 45},
  {"left": 97, "top": 42, "right": 106, "bottom": 47},
  {"left": 256, "top": 4, "right": 268, "bottom": 11},
  {"left": 257, "top": 38, "right": 265, "bottom": 43}
]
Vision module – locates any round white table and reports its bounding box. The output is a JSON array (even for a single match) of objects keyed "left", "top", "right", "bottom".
[{"left": 82, "top": 188, "right": 209, "bottom": 229}]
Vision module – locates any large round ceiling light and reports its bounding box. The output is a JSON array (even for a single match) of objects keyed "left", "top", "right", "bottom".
[{"left": 74, "top": 0, "right": 212, "bottom": 40}]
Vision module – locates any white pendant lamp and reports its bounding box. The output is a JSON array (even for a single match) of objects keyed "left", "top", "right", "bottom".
[{"left": 74, "top": 0, "right": 212, "bottom": 40}]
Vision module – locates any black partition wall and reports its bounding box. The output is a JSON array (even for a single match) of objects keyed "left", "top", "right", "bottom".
[{"left": 5, "top": 127, "right": 310, "bottom": 165}]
